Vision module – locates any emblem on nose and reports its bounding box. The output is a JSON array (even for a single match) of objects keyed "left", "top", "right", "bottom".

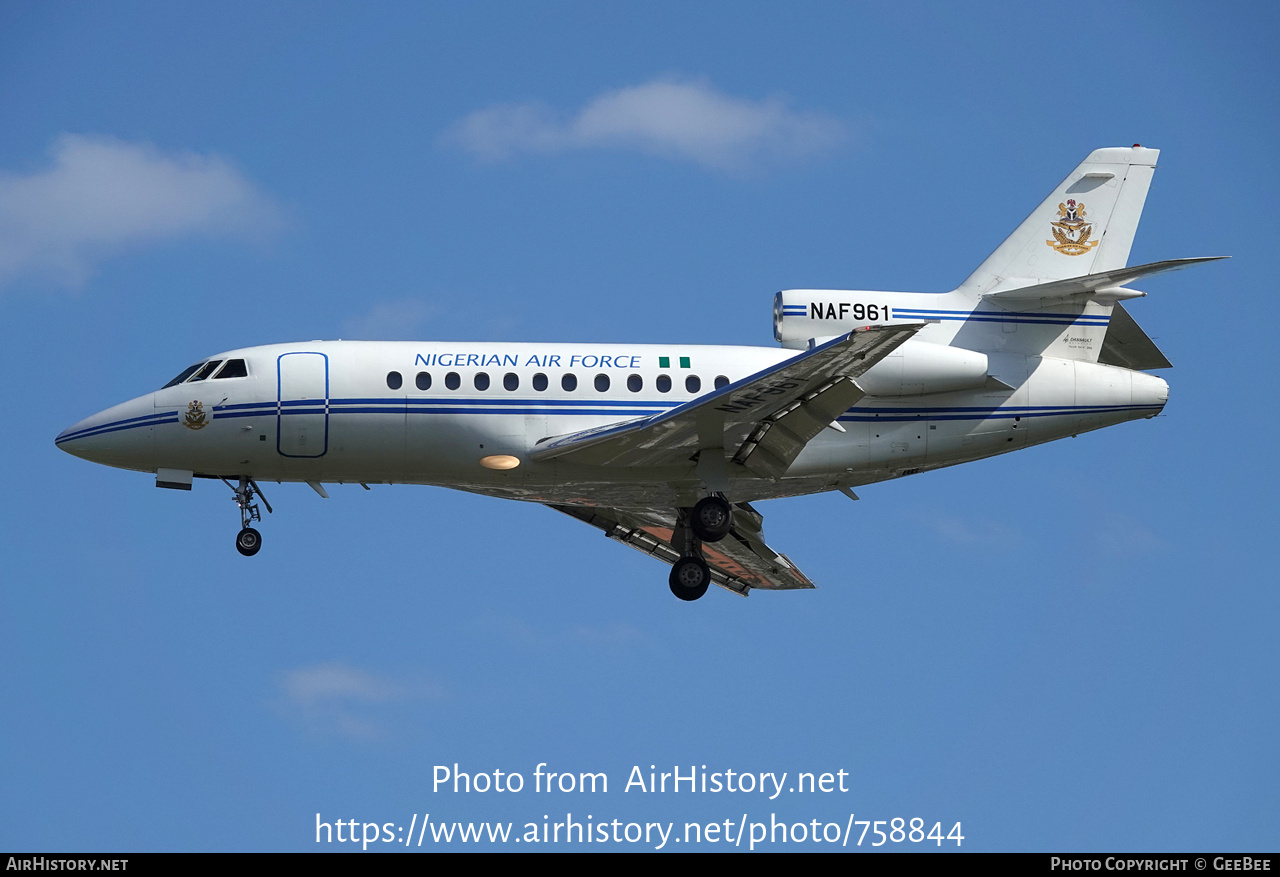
[{"left": 183, "top": 400, "right": 209, "bottom": 430}]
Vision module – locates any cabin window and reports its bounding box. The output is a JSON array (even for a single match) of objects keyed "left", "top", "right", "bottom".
[
  {"left": 189, "top": 360, "right": 223, "bottom": 382},
  {"left": 533, "top": 373, "right": 548, "bottom": 391},
  {"left": 656, "top": 374, "right": 671, "bottom": 393},
  {"left": 685, "top": 375, "right": 701, "bottom": 393},
  {"left": 213, "top": 359, "right": 248, "bottom": 379},
  {"left": 445, "top": 372, "right": 460, "bottom": 390},
  {"left": 415, "top": 371, "right": 431, "bottom": 391},
  {"left": 163, "top": 363, "right": 204, "bottom": 388},
  {"left": 503, "top": 372, "right": 519, "bottom": 391},
  {"left": 594, "top": 374, "right": 610, "bottom": 392},
  {"left": 386, "top": 371, "right": 403, "bottom": 390},
  {"left": 714, "top": 375, "right": 729, "bottom": 389},
  {"left": 561, "top": 374, "right": 577, "bottom": 392},
  {"left": 627, "top": 374, "right": 642, "bottom": 392},
  {"left": 474, "top": 372, "right": 490, "bottom": 391}
]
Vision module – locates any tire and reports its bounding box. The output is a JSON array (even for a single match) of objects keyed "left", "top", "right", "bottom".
[
  {"left": 668, "top": 556, "right": 711, "bottom": 601},
  {"left": 236, "top": 527, "right": 262, "bottom": 557},
  {"left": 690, "top": 496, "right": 732, "bottom": 542}
]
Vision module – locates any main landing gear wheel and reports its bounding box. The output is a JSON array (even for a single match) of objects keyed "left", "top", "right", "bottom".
[
  {"left": 669, "top": 555, "right": 711, "bottom": 601},
  {"left": 690, "top": 496, "right": 732, "bottom": 542},
  {"left": 236, "top": 527, "right": 262, "bottom": 557}
]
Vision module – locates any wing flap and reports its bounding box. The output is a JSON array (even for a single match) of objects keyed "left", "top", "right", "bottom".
[
  {"left": 548, "top": 503, "right": 815, "bottom": 594},
  {"left": 734, "top": 375, "right": 865, "bottom": 479}
]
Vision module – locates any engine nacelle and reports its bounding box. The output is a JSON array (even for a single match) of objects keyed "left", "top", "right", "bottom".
[{"left": 857, "top": 339, "right": 989, "bottom": 397}]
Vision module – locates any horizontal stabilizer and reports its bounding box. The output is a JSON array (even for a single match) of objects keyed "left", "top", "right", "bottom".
[
  {"left": 1098, "top": 302, "right": 1172, "bottom": 370},
  {"left": 982, "top": 257, "right": 1226, "bottom": 305}
]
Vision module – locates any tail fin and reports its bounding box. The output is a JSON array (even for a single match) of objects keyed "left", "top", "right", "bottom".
[{"left": 957, "top": 146, "right": 1159, "bottom": 297}]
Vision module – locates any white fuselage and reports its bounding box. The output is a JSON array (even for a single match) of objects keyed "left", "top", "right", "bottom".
[{"left": 57, "top": 336, "right": 1169, "bottom": 509}]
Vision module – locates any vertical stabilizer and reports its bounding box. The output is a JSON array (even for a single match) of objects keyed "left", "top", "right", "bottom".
[{"left": 957, "top": 146, "right": 1159, "bottom": 298}]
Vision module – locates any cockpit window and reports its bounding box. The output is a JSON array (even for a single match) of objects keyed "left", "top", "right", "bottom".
[
  {"left": 188, "top": 360, "right": 223, "bottom": 382},
  {"left": 162, "top": 363, "right": 204, "bottom": 388},
  {"left": 213, "top": 359, "right": 247, "bottom": 379}
]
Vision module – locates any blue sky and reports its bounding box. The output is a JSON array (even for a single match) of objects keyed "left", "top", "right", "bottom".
[{"left": 2, "top": 1, "right": 1277, "bottom": 852}]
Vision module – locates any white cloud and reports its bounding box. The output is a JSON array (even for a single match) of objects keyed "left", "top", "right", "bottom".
[
  {"left": 1090, "top": 512, "right": 1169, "bottom": 558},
  {"left": 281, "top": 662, "right": 407, "bottom": 707},
  {"left": 278, "top": 662, "right": 446, "bottom": 740},
  {"left": 340, "top": 297, "right": 436, "bottom": 340},
  {"left": 569, "top": 622, "right": 648, "bottom": 648},
  {"left": 928, "top": 514, "right": 1021, "bottom": 547},
  {"left": 442, "top": 78, "right": 848, "bottom": 172},
  {"left": 0, "top": 134, "right": 282, "bottom": 290},
  {"left": 469, "top": 615, "right": 652, "bottom": 651}
]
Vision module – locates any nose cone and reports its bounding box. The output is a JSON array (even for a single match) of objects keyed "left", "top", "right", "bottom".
[{"left": 56, "top": 394, "right": 158, "bottom": 471}]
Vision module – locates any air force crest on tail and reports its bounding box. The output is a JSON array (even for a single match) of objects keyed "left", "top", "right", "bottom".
[
  {"left": 1047, "top": 199, "right": 1100, "bottom": 256},
  {"left": 183, "top": 400, "right": 209, "bottom": 430}
]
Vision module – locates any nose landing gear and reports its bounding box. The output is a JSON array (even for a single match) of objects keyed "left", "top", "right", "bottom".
[{"left": 222, "top": 476, "right": 272, "bottom": 556}]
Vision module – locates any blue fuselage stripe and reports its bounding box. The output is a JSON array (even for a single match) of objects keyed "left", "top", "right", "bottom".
[
  {"left": 787, "top": 308, "right": 1109, "bottom": 326},
  {"left": 61, "top": 399, "right": 1152, "bottom": 445},
  {"left": 56, "top": 413, "right": 178, "bottom": 443}
]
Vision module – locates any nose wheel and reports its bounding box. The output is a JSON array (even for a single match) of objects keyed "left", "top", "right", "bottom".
[
  {"left": 236, "top": 526, "right": 262, "bottom": 556},
  {"left": 222, "top": 476, "right": 272, "bottom": 557}
]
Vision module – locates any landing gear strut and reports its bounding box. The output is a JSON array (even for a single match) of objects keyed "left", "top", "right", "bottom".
[
  {"left": 222, "top": 476, "right": 272, "bottom": 557},
  {"left": 668, "top": 508, "right": 712, "bottom": 601}
]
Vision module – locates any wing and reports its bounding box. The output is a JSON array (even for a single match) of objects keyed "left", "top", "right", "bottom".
[
  {"left": 547, "top": 502, "right": 813, "bottom": 596},
  {"left": 530, "top": 323, "right": 924, "bottom": 480}
]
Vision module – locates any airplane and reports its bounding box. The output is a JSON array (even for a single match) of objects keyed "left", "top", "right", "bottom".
[{"left": 56, "top": 145, "right": 1221, "bottom": 601}]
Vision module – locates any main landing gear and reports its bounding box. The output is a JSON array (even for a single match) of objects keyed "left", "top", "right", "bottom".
[
  {"left": 668, "top": 496, "right": 733, "bottom": 601},
  {"left": 221, "top": 476, "right": 272, "bottom": 557},
  {"left": 669, "top": 555, "right": 711, "bottom": 602},
  {"left": 690, "top": 495, "right": 732, "bottom": 542}
]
